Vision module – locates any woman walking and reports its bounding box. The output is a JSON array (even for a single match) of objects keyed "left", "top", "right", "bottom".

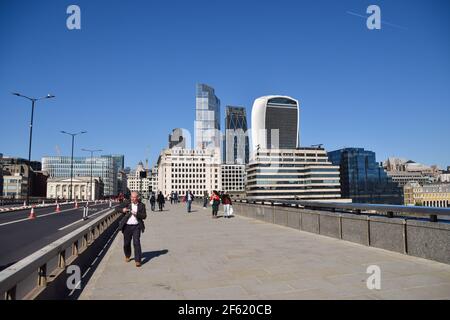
[
  {"left": 222, "top": 192, "right": 233, "bottom": 218},
  {"left": 210, "top": 190, "right": 221, "bottom": 219},
  {"left": 157, "top": 191, "right": 165, "bottom": 211}
]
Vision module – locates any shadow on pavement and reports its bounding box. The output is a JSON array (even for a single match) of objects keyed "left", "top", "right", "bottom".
[{"left": 140, "top": 249, "right": 169, "bottom": 265}]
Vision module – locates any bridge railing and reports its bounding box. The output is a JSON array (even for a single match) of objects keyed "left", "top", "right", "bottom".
[
  {"left": 235, "top": 199, "right": 450, "bottom": 222},
  {"left": 0, "top": 207, "right": 121, "bottom": 300}
]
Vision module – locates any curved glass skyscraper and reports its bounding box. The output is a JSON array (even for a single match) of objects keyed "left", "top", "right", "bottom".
[{"left": 251, "top": 95, "right": 299, "bottom": 152}]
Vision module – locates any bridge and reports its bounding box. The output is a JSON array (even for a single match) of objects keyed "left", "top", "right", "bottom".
[{"left": 1, "top": 200, "right": 450, "bottom": 299}]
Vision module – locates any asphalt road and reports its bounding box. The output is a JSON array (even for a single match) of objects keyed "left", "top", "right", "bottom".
[{"left": 0, "top": 202, "right": 117, "bottom": 271}]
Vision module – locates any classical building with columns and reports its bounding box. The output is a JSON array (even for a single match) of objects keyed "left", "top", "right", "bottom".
[
  {"left": 404, "top": 182, "right": 450, "bottom": 207},
  {"left": 46, "top": 177, "right": 104, "bottom": 200}
]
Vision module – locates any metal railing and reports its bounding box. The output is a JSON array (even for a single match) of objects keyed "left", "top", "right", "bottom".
[
  {"left": 0, "top": 206, "right": 120, "bottom": 300},
  {"left": 236, "top": 198, "right": 450, "bottom": 222}
]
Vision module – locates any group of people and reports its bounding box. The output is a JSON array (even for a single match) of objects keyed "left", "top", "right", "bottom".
[
  {"left": 205, "top": 190, "right": 234, "bottom": 219},
  {"left": 149, "top": 192, "right": 166, "bottom": 211}
]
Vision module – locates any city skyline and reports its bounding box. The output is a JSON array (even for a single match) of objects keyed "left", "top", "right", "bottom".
[{"left": 1, "top": 0, "right": 450, "bottom": 169}]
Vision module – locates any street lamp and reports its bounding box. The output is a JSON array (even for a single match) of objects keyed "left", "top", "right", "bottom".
[
  {"left": 12, "top": 92, "right": 55, "bottom": 205},
  {"left": 60, "top": 131, "right": 87, "bottom": 201},
  {"left": 81, "top": 148, "right": 102, "bottom": 201}
]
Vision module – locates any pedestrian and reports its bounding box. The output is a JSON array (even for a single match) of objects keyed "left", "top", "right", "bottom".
[
  {"left": 170, "top": 191, "right": 174, "bottom": 204},
  {"left": 210, "top": 190, "right": 220, "bottom": 219},
  {"left": 222, "top": 192, "right": 233, "bottom": 218},
  {"left": 150, "top": 193, "right": 156, "bottom": 211},
  {"left": 174, "top": 191, "right": 179, "bottom": 204},
  {"left": 157, "top": 191, "right": 165, "bottom": 211},
  {"left": 185, "top": 189, "right": 194, "bottom": 213},
  {"left": 117, "top": 191, "right": 147, "bottom": 267},
  {"left": 203, "top": 191, "right": 209, "bottom": 209}
]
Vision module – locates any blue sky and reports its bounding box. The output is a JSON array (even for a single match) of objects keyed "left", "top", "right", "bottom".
[{"left": 1, "top": 0, "right": 449, "bottom": 169}]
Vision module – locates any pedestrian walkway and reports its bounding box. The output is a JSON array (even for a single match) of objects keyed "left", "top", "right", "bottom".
[{"left": 79, "top": 202, "right": 450, "bottom": 299}]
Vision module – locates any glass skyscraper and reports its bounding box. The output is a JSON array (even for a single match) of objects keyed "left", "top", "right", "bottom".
[
  {"left": 42, "top": 155, "right": 120, "bottom": 196},
  {"left": 223, "top": 106, "right": 249, "bottom": 164},
  {"left": 195, "top": 84, "right": 220, "bottom": 150},
  {"left": 328, "top": 148, "right": 403, "bottom": 204}
]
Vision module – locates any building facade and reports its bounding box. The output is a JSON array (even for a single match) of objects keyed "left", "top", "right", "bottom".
[
  {"left": 126, "top": 162, "right": 151, "bottom": 198},
  {"left": 156, "top": 148, "right": 221, "bottom": 198},
  {"left": 223, "top": 106, "right": 249, "bottom": 164},
  {"left": 42, "top": 155, "right": 119, "bottom": 196},
  {"left": 195, "top": 84, "right": 221, "bottom": 150},
  {"left": 221, "top": 164, "right": 246, "bottom": 195},
  {"left": 386, "top": 171, "right": 433, "bottom": 187},
  {"left": 328, "top": 148, "right": 403, "bottom": 204},
  {"left": 47, "top": 177, "right": 104, "bottom": 200},
  {"left": 404, "top": 182, "right": 450, "bottom": 207},
  {"left": 246, "top": 148, "right": 343, "bottom": 201},
  {"left": 251, "top": 96, "right": 300, "bottom": 152}
]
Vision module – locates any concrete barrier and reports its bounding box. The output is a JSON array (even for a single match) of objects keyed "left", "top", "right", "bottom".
[
  {"left": 369, "top": 216, "right": 406, "bottom": 254},
  {"left": 300, "top": 210, "right": 320, "bottom": 234},
  {"left": 341, "top": 213, "right": 369, "bottom": 246},
  {"left": 406, "top": 220, "right": 450, "bottom": 264},
  {"left": 232, "top": 201, "right": 450, "bottom": 265},
  {"left": 319, "top": 212, "right": 341, "bottom": 239}
]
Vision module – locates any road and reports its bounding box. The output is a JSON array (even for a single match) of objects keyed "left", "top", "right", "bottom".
[{"left": 0, "top": 202, "right": 117, "bottom": 271}]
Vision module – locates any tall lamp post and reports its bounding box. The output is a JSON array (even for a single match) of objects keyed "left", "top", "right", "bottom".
[
  {"left": 12, "top": 92, "right": 55, "bottom": 205},
  {"left": 81, "top": 148, "right": 102, "bottom": 201},
  {"left": 61, "top": 131, "right": 87, "bottom": 201}
]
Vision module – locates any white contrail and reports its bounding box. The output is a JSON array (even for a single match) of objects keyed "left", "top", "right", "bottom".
[{"left": 346, "top": 11, "right": 408, "bottom": 31}]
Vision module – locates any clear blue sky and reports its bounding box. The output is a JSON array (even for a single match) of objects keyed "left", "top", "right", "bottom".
[{"left": 1, "top": 0, "right": 449, "bottom": 169}]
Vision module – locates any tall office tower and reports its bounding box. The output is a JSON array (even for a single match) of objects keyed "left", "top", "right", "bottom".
[
  {"left": 251, "top": 96, "right": 300, "bottom": 152},
  {"left": 42, "top": 155, "right": 119, "bottom": 196},
  {"left": 328, "top": 148, "right": 403, "bottom": 204},
  {"left": 169, "top": 128, "right": 189, "bottom": 149},
  {"left": 223, "top": 106, "right": 249, "bottom": 164},
  {"left": 195, "top": 84, "right": 221, "bottom": 150}
]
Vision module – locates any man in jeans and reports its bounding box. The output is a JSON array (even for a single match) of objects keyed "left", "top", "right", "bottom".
[
  {"left": 118, "top": 192, "right": 147, "bottom": 267},
  {"left": 185, "top": 190, "right": 194, "bottom": 213}
]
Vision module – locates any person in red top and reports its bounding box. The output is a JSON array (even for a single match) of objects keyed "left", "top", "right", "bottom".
[{"left": 210, "top": 190, "right": 220, "bottom": 219}]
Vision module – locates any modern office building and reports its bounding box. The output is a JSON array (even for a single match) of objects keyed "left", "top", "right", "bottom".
[
  {"left": 223, "top": 106, "right": 249, "bottom": 164},
  {"left": 221, "top": 164, "right": 246, "bottom": 195},
  {"left": 386, "top": 171, "right": 433, "bottom": 187},
  {"left": 126, "top": 162, "right": 151, "bottom": 199},
  {"left": 404, "top": 182, "right": 450, "bottom": 207},
  {"left": 195, "top": 84, "right": 221, "bottom": 150},
  {"left": 328, "top": 148, "right": 403, "bottom": 204},
  {"left": 246, "top": 148, "right": 343, "bottom": 201},
  {"left": 251, "top": 96, "right": 300, "bottom": 152},
  {"left": 169, "top": 128, "right": 189, "bottom": 149},
  {"left": 47, "top": 177, "right": 104, "bottom": 200},
  {"left": 156, "top": 148, "right": 221, "bottom": 198},
  {"left": 42, "top": 155, "right": 119, "bottom": 196}
]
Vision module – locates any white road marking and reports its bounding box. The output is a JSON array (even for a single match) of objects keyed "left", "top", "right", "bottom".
[{"left": 0, "top": 204, "right": 107, "bottom": 227}]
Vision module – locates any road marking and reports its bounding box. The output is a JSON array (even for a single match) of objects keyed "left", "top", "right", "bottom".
[
  {"left": 0, "top": 204, "right": 108, "bottom": 227},
  {"left": 58, "top": 208, "right": 113, "bottom": 231}
]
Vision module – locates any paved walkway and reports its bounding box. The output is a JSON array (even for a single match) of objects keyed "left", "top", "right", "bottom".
[{"left": 80, "top": 202, "right": 450, "bottom": 300}]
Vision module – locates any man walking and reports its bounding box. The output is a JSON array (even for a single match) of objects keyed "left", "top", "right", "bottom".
[
  {"left": 157, "top": 191, "right": 165, "bottom": 211},
  {"left": 118, "top": 192, "right": 147, "bottom": 267},
  {"left": 185, "top": 189, "right": 194, "bottom": 213},
  {"left": 149, "top": 192, "right": 156, "bottom": 211}
]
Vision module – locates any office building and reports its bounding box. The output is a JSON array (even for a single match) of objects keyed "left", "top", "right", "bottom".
[
  {"left": 0, "top": 157, "right": 42, "bottom": 198},
  {"left": 221, "top": 164, "right": 246, "bottom": 195},
  {"left": 169, "top": 128, "right": 189, "bottom": 149},
  {"left": 251, "top": 96, "right": 300, "bottom": 152},
  {"left": 156, "top": 148, "right": 221, "bottom": 198},
  {"left": 47, "top": 177, "right": 104, "bottom": 200},
  {"left": 328, "top": 148, "right": 403, "bottom": 204},
  {"left": 246, "top": 148, "right": 343, "bottom": 201},
  {"left": 126, "top": 162, "right": 151, "bottom": 198},
  {"left": 223, "top": 106, "right": 249, "bottom": 164},
  {"left": 404, "top": 182, "right": 450, "bottom": 207},
  {"left": 195, "top": 84, "right": 221, "bottom": 150},
  {"left": 42, "top": 155, "right": 119, "bottom": 196}
]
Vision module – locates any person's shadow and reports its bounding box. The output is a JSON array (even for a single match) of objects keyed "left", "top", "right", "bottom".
[{"left": 139, "top": 249, "right": 169, "bottom": 265}]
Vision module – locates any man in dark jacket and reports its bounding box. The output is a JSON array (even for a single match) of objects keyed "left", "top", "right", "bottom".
[
  {"left": 118, "top": 191, "right": 147, "bottom": 267},
  {"left": 157, "top": 191, "right": 165, "bottom": 211}
]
